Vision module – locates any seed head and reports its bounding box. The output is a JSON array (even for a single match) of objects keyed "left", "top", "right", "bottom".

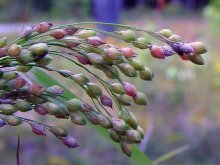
[
  {"left": 13, "top": 99, "right": 32, "bottom": 112},
  {"left": 190, "top": 42, "right": 207, "bottom": 54},
  {"left": 105, "top": 47, "right": 122, "bottom": 60},
  {"left": 0, "top": 37, "right": 7, "bottom": 48},
  {"left": 133, "top": 92, "right": 148, "bottom": 105},
  {"left": 28, "top": 43, "right": 48, "bottom": 56},
  {"left": 8, "top": 44, "right": 22, "bottom": 57},
  {"left": 86, "top": 82, "right": 102, "bottom": 98},
  {"left": 111, "top": 117, "right": 128, "bottom": 132},
  {"left": 100, "top": 94, "right": 113, "bottom": 108},
  {"left": 36, "top": 55, "right": 53, "bottom": 67},
  {"left": 76, "top": 55, "right": 91, "bottom": 65},
  {"left": 51, "top": 29, "right": 66, "bottom": 39},
  {"left": 86, "top": 36, "right": 105, "bottom": 46},
  {"left": 124, "top": 82, "right": 137, "bottom": 97},
  {"left": 34, "top": 104, "right": 49, "bottom": 115},
  {"left": 129, "top": 59, "right": 145, "bottom": 71},
  {"left": 18, "top": 49, "right": 35, "bottom": 64},
  {"left": 137, "top": 126, "right": 144, "bottom": 139},
  {"left": 139, "top": 67, "right": 154, "bottom": 81},
  {"left": 149, "top": 45, "right": 165, "bottom": 59},
  {"left": 157, "top": 29, "right": 172, "bottom": 38},
  {"left": 0, "top": 118, "right": 6, "bottom": 127},
  {"left": 109, "top": 129, "right": 121, "bottom": 143},
  {"left": 50, "top": 125, "right": 68, "bottom": 137},
  {"left": 132, "top": 37, "right": 149, "bottom": 49},
  {"left": 110, "top": 83, "right": 125, "bottom": 94},
  {"left": 34, "top": 22, "right": 53, "bottom": 33},
  {"left": 72, "top": 73, "right": 90, "bottom": 85},
  {"left": 169, "top": 34, "right": 183, "bottom": 42},
  {"left": 189, "top": 54, "right": 205, "bottom": 65},
  {"left": 119, "top": 63, "right": 137, "bottom": 77},
  {"left": 0, "top": 104, "right": 17, "bottom": 115},
  {"left": 70, "top": 112, "right": 86, "bottom": 125},
  {"left": 44, "top": 102, "right": 63, "bottom": 115},
  {"left": 64, "top": 26, "right": 78, "bottom": 35},
  {"left": 120, "top": 47, "right": 136, "bottom": 59},
  {"left": 28, "top": 84, "right": 45, "bottom": 95},
  {"left": 20, "top": 26, "right": 34, "bottom": 38},
  {"left": 30, "top": 123, "right": 46, "bottom": 136},
  {"left": 46, "top": 85, "right": 64, "bottom": 96},
  {"left": 125, "top": 129, "right": 141, "bottom": 143},
  {"left": 78, "top": 30, "right": 97, "bottom": 39},
  {"left": 120, "top": 141, "right": 132, "bottom": 157},
  {"left": 62, "top": 136, "right": 80, "bottom": 148},
  {"left": 119, "top": 30, "right": 136, "bottom": 42},
  {"left": 5, "top": 115, "right": 22, "bottom": 126},
  {"left": 65, "top": 98, "right": 84, "bottom": 112}
]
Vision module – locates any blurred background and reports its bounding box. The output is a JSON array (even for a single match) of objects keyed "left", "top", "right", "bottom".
[{"left": 0, "top": 0, "right": 220, "bottom": 164}]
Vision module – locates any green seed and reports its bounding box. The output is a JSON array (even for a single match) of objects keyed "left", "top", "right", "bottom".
[
  {"left": 133, "top": 92, "right": 148, "bottom": 105},
  {"left": 119, "top": 30, "right": 136, "bottom": 42},
  {"left": 8, "top": 44, "right": 22, "bottom": 57},
  {"left": 118, "top": 94, "right": 133, "bottom": 106},
  {"left": 139, "top": 67, "right": 154, "bottom": 81},
  {"left": 118, "top": 63, "right": 137, "bottom": 77},
  {"left": 157, "top": 29, "right": 173, "bottom": 38},
  {"left": 109, "top": 129, "right": 121, "bottom": 143},
  {"left": 50, "top": 126, "right": 68, "bottom": 137},
  {"left": 13, "top": 99, "right": 32, "bottom": 112},
  {"left": 5, "top": 115, "right": 22, "bottom": 126},
  {"left": 44, "top": 102, "right": 63, "bottom": 115},
  {"left": 16, "top": 65, "right": 32, "bottom": 72},
  {"left": 110, "top": 83, "right": 125, "bottom": 94},
  {"left": 0, "top": 37, "right": 7, "bottom": 48},
  {"left": 2, "top": 71, "right": 18, "bottom": 81},
  {"left": 127, "top": 112, "right": 138, "bottom": 129},
  {"left": 65, "top": 98, "right": 83, "bottom": 112},
  {"left": 70, "top": 112, "right": 86, "bottom": 125},
  {"left": 0, "top": 104, "right": 17, "bottom": 115},
  {"left": 132, "top": 37, "right": 149, "bottom": 49},
  {"left": 87, "top": 82, "right": 102, "bottom": 98},
  {"left": 28, "top": 43, "right": 48, "bottom": 56},
  {"left": 36, "top": 55, "right": 53, "bottom": 67},
  {"left": 17, "top": 49, "right": 35, "bottom": 64},
  {"left": 137, "top": 126, "right": 144, "bottom": 139},
  {"left": 129, "top": 59, "right": 145, "bottom": 71},
  {"left": 72, "top": 73, "right": 90, "bottom": 85},
  {"left": 78, "top": 30, "right": 97, "bottom": 39}
]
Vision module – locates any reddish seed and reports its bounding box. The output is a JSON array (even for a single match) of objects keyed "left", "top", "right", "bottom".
[
  {"left": 86, "top": 36, "right": 105, "bottom": 46},
  {"left": 76, "top": 55, "right": 91, "bottom": 65},
  {"left": 180, "top": 54, "right": 190, "bottom": 61},
  {"left": 150, "top": 45, "right": 165, "bottom": 59},
  {"left": 64, "top": 27, "right": 78, "bottom": 35},
  {"left": 124, "top": 82, "right": 137, "bottom": 97},
  {"left": 51, "top": 29, "right": 66, "bottom": 39},
  {"left": 34, "top": 22, "right": 53, "bottom": 33},
  {"left": 28, "top": 84, "right": 45, "bottom": 95},
  {"left": 121, "top": 47, "right": 136, "bottom": 59}
]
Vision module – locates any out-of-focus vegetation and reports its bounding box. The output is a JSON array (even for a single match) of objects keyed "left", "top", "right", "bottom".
[{"left": 1, "top": 0, "right": 220, "bottom": 165}]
